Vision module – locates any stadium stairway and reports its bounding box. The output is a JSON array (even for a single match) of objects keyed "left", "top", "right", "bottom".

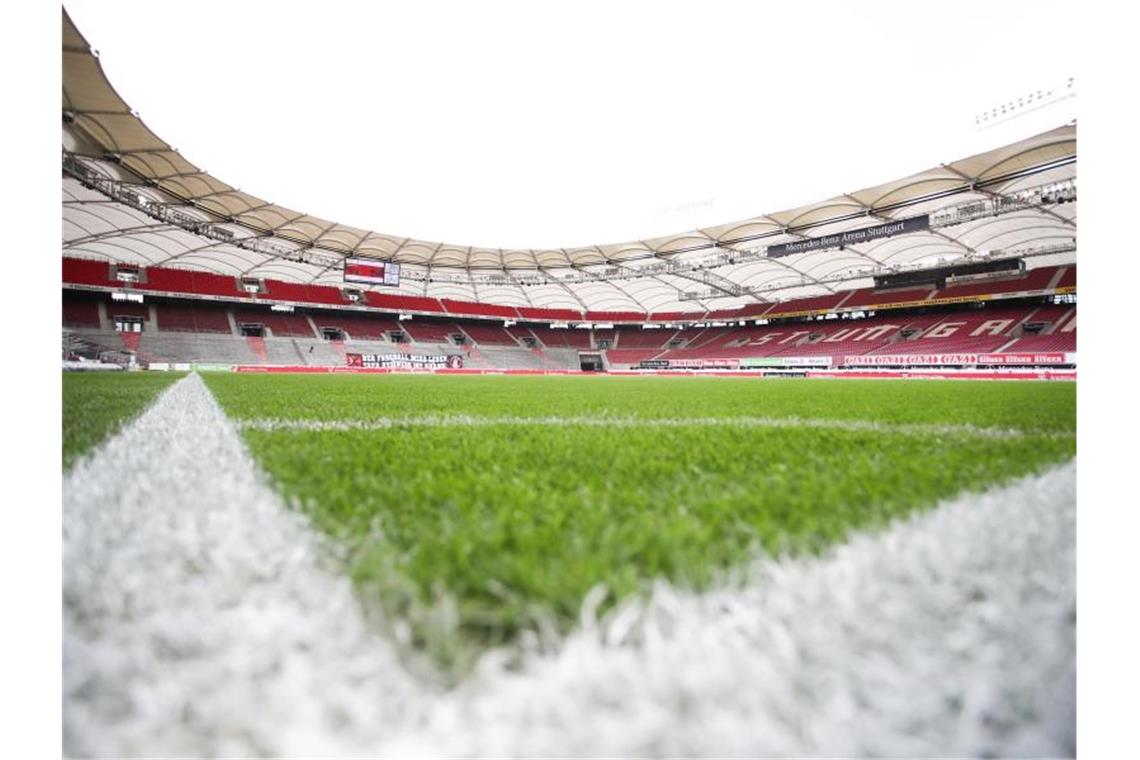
[
  {"left": 531, "top": 346, "right": 560, "bottom": 369},
  {"left": 464, "top": 344, "right": 492, "bottom": 368},
  {"left": 289, "top": 339, "right": 306, "bottom": 364},
  {"left": 245, "top": 336, "right": 268, "bottom": 363},
  {"left": 262, "top": 338, "right": 307, "bottom": 365},
  {"left": 521, "top": 345, "right": 576, "bottom": 370},
  {"left": 329, "top": 339, "right": 347, "bottom": 360},
  {"left": 119, "top": 331, "right": 141, "bottom": 353},
  {"left": 543, "top": 346, "right": 583, "bottom": 370},
  {"left": 993, "top": 337, "right": 1020, "bottom": 353},
  {"left": 291, "top": 338, "right": 343, "bottom": 366}
]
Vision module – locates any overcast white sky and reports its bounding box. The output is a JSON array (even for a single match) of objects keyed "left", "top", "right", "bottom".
[{"left": 64, "top": 0, "right": 1074, "bottom": 250}]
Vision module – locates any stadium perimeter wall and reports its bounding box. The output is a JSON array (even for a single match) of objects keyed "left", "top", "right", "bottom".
[{"left": 216, "top": 365, "right": 1075, "bottom": 380}]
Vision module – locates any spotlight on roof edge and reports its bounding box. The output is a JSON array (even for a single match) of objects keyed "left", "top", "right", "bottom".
[{"left": 974, "top": 76, "right": 1075, "bottom": 130}]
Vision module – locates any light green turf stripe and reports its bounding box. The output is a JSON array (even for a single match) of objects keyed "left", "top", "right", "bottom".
[{"left": 236, "top": 414, "right": 1072, "bottom": 440}]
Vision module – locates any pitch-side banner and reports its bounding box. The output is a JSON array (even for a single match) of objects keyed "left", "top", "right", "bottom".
[
  {"left": 765, "top": 215, "right": 930, "bottom": 258},
  {"left": 671, "top": 358, "right": 741, "bottom": 369},
  {"left": 639, "top": 358, "right": 741, "bottom": 369},
  {"left": 843, "top": 352, "right": 1069, "bottom": 366},
  {"left": 739, "top": 356, "right": 833, "bottom": 368},
  {"left": 346, "top": 352, "right": 463, "bottom": 369},
  {"left": 638, "top": 357, "right": 831, "bottom": 369}
]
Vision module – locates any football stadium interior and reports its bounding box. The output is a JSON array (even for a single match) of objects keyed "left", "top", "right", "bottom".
[
  {"left": 62, "top": 2, "right": 1076, "bottom": 378},
  {"left": 61, "top": 5, "right": 1079, "bottom": 758}
]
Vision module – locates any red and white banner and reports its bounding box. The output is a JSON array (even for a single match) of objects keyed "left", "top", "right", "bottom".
[
  {"left": 666, "top": 358, "right": 741, "bottom": 369},
  {"left": 843, "top": 352, "right": 1070, "bottom": 366},
  {"left": 346, "top": 352, "right": 463, "bottom": 369}
]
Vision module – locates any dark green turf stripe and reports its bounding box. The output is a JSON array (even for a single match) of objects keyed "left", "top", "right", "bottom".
[
  {"left": 62, "top": 371, "right": 186, "bottom": 469},
  {"left": 243, "top": 422, "right": 1075, "bottom": 670}
]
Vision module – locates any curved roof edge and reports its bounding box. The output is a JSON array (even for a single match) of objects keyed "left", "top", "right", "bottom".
[{"left": 62, "top": 8, "right": 1077, "bottom": 274}]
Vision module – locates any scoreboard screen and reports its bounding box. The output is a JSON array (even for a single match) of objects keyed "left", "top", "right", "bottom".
[{"left": 344, "top": 257, "right": 400, "bottom": 286}]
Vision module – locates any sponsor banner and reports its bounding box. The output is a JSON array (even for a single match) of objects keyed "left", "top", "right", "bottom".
[
  {"left": 739, "top": 356, "right": 833, "bottom": 368},
  {"left": 762, "top": 308, "right": 834, "bottom": 319},
  {"left": 641, "top": 357, "right": 833, "bottom": 370},
  {"left": 670, "top": 358, "right": 740, "bottom": 369},
  {"left": 765, "top": 215, "right": 930, "bottom": 258},
  {"left": 846, "top": 296, "right": 981, "bottom": 312},
  {"left": 346, "top": 352, "right": 463, "bottom": 369},
  {"left": 925, "top": 294, "right": 995, "bottom": 307},
  {"left": 235, "top": 365, "right": 586, "bottom": 375},
  {"left": 838, "top": 297, "right": 935, "bottom": 312},
  {"left": 809, "top": 369, "right": 1077, "bottom": 381},
  {"left": 841, "top": 288, "right": 1071, "bottom": 314},
  {"left": 843, "top": 352, "right": 1070, "bottom": 367},
  {"left": 844, "top": 355, "right": 942, "bottom": 367},
  {"left": 641, "top": 358, "right": 743, "bottom": 369},
  {"left": 977, "top": 353, "right": 1068, "bottom": 365}
]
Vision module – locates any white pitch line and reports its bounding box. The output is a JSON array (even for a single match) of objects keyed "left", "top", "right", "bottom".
[
  {"left": 381, "top": 460, "right": 1076, "bottom": 759},
  {"left": 236, "top": 414, "right": 1070, "bottom": 440},
  {"left": 63, "top": 373, "right": 427, "bottom": 758},
  {"left": 64, "top": 373, "right": 1075, "bottom": 758}
]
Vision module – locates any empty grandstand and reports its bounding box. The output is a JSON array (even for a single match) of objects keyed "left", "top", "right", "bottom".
[
  {"left": 62, "top": 279, "right": 1076, "bottom": 372},
  {"left": 63, "top": 2, "right": 1075, "bottom": 376}
]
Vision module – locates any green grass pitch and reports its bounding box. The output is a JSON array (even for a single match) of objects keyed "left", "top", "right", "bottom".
[
  {"left": 62, "top": 371, "right": 186, "bottom": 469},
  {"left": 203, "top": 373, "right": 1076, "bottom": 672}
]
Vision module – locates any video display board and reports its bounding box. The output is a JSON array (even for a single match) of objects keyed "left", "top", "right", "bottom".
[{"left": 344, "top": 257, "right": 400, "bottom": 286}]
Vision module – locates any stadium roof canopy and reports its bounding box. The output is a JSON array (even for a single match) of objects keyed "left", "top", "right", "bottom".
[{"left": 63, "top": 9, "right": 1076, "bottom": 315}]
